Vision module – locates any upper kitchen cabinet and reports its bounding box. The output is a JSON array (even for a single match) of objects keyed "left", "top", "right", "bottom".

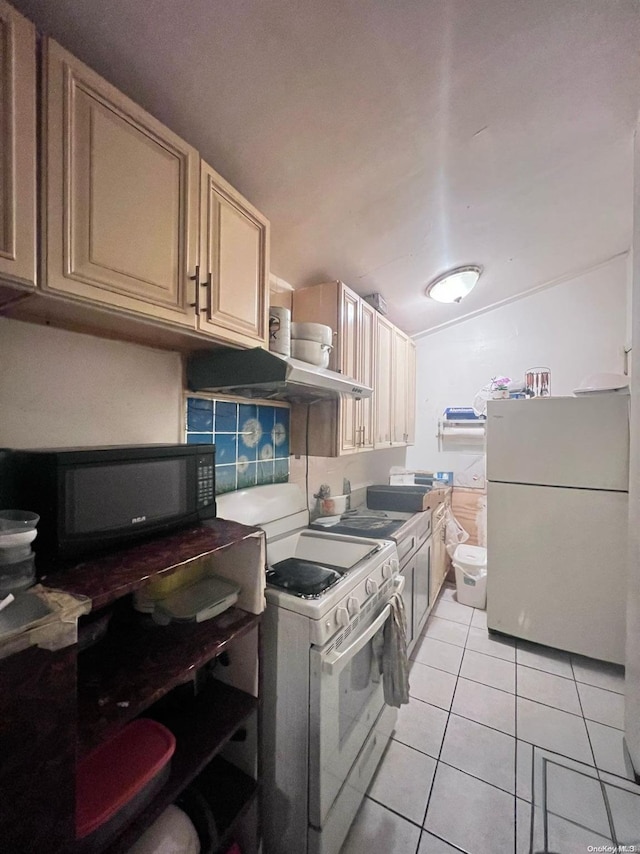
[
  {"left": 0, "top": 0, "right": 36, "bottom": 292},
  {"left": 41, "top": 39, "right": 199, "bottom": 327},
  {"left": 197, "top": 161, "right": 269, "bottom": 348},
  {"left": 291, "top": 281, "right": 374, "bottom": 456},
  {"left": 374, "top": 320, "right": 416, "bottom": 448},
  {"left": 374, "top": 314, "right": 394, "bottom": 446},
  {"left": 406, "top": 338, "right": 416, "bottom": 445}
]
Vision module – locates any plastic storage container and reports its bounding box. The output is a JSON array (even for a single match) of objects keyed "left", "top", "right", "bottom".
[
  {"left": 76, "top": 718, "right": 176, "bottom": 849},
  {"left": 453, "top": 544, "right": 487, "bottom": 609},
  {"left": 149, "top": 576, "right": 240, "bottom": 625}
]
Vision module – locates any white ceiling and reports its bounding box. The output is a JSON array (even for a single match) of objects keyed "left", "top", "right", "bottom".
[{"left": 13, "top": 0, "right": 640, "bottom": 335}]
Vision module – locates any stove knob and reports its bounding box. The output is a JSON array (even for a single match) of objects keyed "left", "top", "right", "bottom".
[
  {"left": 365, "top": 578, "right": 378, "bottom": 595},
  {"left": 390, "top": 558, "right": 400, "bottom": 575},
  {"left": 347, "top": 596, "right": 360, "bottom": 616},
  {"left": 382, "top": 562, "right": 393, "bottom": 579},
  {"left": 336, "top": 606, "right": 350, "bottom": 627}
]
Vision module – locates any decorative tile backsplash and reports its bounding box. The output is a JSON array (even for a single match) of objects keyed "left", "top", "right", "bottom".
[{"left": 185, "top": 396, "right": 290, "bottom": 494}]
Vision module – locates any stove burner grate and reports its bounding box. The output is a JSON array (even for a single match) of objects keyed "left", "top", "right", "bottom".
[{"left": 266, "top": 557, "right": 345, "bottom": 597}]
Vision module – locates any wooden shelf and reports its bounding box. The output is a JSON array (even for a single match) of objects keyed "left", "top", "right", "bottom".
[
  {"left": 77, "top": 608, "right": 260, "bottom": 755},
  {"left": 44, "top": 519, "right": 261, "bottom": 611},
  {"left": 78, "top": 680, "right": 258, "bottom": 853}
]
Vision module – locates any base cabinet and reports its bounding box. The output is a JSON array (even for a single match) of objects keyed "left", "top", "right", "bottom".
[
  {"left": 429, "top": 505, "right": 449, "bottom": 605},
  {"left": 413, "top": 535, "right": 431, "bottom": 637},
  {"left": 400, "top": 561, "right": 415, "bottom": 649}
]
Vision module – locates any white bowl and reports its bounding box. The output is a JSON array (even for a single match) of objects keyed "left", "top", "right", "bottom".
[
  {"left": 0, "top": 510, "right": 39, "bottom": 533},
  {"left": 291, "top": 339, "right": 332, "bottom": 368},
  {"left": 290, "top": 322, "right": 333, "bottom": 346},
  {"left": 0, "top": 528, "right": 37, "bottom": 549}
]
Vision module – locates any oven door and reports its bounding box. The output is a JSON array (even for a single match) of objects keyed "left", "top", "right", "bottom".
[{"left": 308, "top": 579, "right": 403, "bottom": 828}]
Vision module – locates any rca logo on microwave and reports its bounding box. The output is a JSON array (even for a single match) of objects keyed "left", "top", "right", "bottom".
[{"left": 131, "top": 516, "right": 147, "bottom": 525}]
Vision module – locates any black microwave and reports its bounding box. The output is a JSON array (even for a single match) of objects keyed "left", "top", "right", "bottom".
[{"left": 7, "top": 444, "right": 216, "bottom": 561}]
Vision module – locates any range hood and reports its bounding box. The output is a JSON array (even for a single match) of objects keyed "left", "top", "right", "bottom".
[{"left": 187, "top": 348, "right": 372, "bottom": 403}]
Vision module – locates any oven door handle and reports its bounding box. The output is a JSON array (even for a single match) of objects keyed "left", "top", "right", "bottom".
[{"left": 322, "top": 576, "right": 405, "bottom": 676}]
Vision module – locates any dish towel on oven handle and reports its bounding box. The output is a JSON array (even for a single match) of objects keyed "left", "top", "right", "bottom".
[{"left": 381, "top": 591, "right": 410, "bottom": 707}]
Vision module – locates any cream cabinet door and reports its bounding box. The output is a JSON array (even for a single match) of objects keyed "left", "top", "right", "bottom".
[
  {"left": 0, "top": 1, "right": 36, "bottom": 289},
  {"left": 407, "top": 339, "right": 416, "bottom": 445},
  {"left": 42, "top": 39, "right": 199, "bottom": 326},
  {"left": 357, "top": 299, "right": 376, "bottom": 450},
  {"left": 391, "top": 328, "right": 409, "bottom": 445},
  {"left": 339, "top": 285, "right": 360, "bottom": 453},
  {"left": 198, "top": 161, "right": 269, "bottom": 348},
  {"left": 374, "top": 314, "right": 393, "bottom": 447}
]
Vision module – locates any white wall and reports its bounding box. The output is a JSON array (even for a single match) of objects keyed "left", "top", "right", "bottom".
[
  {"left": 406, "top": 254, "right": 629, "bottom": 475},
  {"left": 625, "top": 124, "right": 640, "bottom": 773},
  {"left": 0, "top": 318, "right": 183, "bottom": 447},
  {"left": 289, "top": 446, "right": 407, "bottom": 510}
]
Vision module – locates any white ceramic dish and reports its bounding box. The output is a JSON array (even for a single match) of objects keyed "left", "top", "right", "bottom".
[
  {"left": 290, "top": 322, "right": 333, "bottom": 346},
  {"left": 291, "top": 338, "right": 332, "bottom": 368}
]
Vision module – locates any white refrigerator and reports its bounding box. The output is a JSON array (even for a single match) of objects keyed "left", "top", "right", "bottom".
[{"left": 486, "top": 395, "right": 629, "bottom": 664}]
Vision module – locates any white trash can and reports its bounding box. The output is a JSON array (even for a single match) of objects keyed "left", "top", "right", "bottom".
[{"left": 453, "top": 544, "right": 487, "bottom": 609}]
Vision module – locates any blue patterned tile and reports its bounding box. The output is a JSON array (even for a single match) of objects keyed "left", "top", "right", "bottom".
[
  {"left": 238, "top": 406, "right": 261, "bottom": 459},
  {"left": 237, "top": 461, "right": 257, "bottom": 489},
  {"left": 186, "top": 397, "right": 289, "bottom": 493},
  {"left": 215, "top": 464, "right": 237, "bottom": 494},
  {"left": 215, "top": 401, "right": 237, "bottom": 433},
  {"left": 258, "top": 459, "right": 275, "bottom": 485},
  {"left": 258, "top": 405, "right": 275, "bottom": 435},
  {"left": 187, "top": 432, "right": 214, "bottom": 444},
  {"left": 273, "top": 409, "right": 290, "bottom": 458},
  {"left": 274, "top": 458, "right": 289, "bottom": 483},
  {"left": 258, "top": 436, "right": 274, "bottom": 462},
  {"left": 238, "top": 404, "right": 257, "bottom": 430},
  {"left": 187, "top": 397, "right": 214, "bottom": 432},
  {"left": 214, "top": 433, "right": 237, "bottom": 465}
]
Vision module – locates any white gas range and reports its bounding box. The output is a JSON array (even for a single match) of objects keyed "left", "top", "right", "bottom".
[{"left": 215, "top": 483, "right": 401, "bottom": 854}]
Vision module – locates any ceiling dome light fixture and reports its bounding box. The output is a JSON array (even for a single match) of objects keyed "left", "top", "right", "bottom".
[{"left": 426, "top": 265, "right": 482, "bottom": 304}]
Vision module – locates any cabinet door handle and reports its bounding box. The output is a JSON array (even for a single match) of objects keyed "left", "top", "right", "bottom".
[
  {"left": 189, "top": 266, "right": 209, "bottom": 313},
  {"left": 189, "top": 265, "right": 200, "bottom": 311},
  {"left": 203, "top": 271, "right": 213, "bottom": 315}
]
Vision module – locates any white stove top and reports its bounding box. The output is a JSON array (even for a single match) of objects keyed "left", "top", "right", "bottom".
[{"left": 216, "top": 484, "right": 400, "bottom": 642}]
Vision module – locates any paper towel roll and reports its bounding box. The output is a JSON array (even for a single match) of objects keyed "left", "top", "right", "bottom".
[
  {"left": 442, "top": 427, "right": 484, "bottom": 439},
  {"left": 269, "top": 306, "right": 291, "bottom": 356}
]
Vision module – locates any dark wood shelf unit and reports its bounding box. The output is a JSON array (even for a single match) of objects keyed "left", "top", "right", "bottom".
[
  {"left": 89, "top": 682, "right": 258, "bottom": 854},
  {"left": 46, "top": 519, "right": 261, "bottom": 611},
  {"left": 0, "top": 519, "right": 264, "bottom": 853},
  {"left": 77, "top": 608, "right": 260, "bottom": 755}
]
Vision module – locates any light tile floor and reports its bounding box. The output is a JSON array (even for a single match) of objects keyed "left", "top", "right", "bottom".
[{"left": 340, "top": 584, "right": 639, "bottom": 854}]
